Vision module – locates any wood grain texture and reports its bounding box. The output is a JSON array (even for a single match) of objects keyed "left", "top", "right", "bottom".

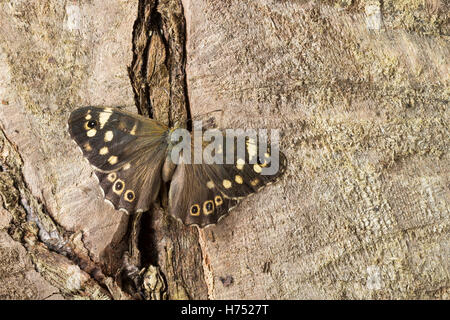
[
  {"left": 0, "top": 0, "right": 207, "bottom": 300},
  {"left": 0, "top": 1, "right": 137, "bottom": 298},
  {"left": 128, "top": 0, "right": 208, "bottom": 299},
  {"left": 183, "top": 0, "right": 449, "bottom": 299},
  {"left": 0, "top": 0, "right": 448, "bottom": 299}
]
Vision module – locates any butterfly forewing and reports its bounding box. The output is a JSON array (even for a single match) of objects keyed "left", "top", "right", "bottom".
[
  {"left": 68, "top": 106, "right": 168, "bottom": 172},
  {"left": 68, "top": 106, "right": 169, "bottom": 213}
]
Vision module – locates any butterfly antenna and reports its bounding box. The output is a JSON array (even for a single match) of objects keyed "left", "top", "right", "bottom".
[
  {"left": 192, "top": 109, "right": 223, "bottom": 121},
  {"left": 185, "top": 109, "right": 223, "bottom": 128}
]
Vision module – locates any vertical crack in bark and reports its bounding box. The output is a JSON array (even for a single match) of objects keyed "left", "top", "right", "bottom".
[
  {"left": 157, "top": 0, "right": 191, "bottom": 128},
  {"left": 128, "top": 0, "right": 191, "bottom": 127},
  {"left": 128, "top": 0, "right": 158, "bottom": 118},
  {"left": 127, "top": 0, "right": 208, "bottom": 300}
]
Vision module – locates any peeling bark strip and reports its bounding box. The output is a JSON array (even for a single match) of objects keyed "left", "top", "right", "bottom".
[
  {"left": 129, "top": 0, "right": 190, "bottom": 127},
  {"left": 127, "top": 0, "right": 209, "bottom": 300},
  {"left": 157, "top": 0, "right": 191, "bottom": 127},
  {"left": 129, "top": 0, "right": 158, "bottom": 118}
]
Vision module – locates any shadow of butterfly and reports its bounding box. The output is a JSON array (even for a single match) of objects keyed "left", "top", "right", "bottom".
[{"left": 68, "top": 106, "right": 286, "bottom": 227}]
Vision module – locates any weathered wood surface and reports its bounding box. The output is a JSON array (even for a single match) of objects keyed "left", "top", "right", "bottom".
[
  {"left": 0, "top": 0, "right": 448, "bottom": 299},
  {"left": 183, "top": 0, "right": 449, "bottom": 299}
]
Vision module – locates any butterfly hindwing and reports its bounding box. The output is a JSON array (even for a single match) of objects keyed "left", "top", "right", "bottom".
[
  {"left": 94, "top": 149, "right": 167, "bottom": 213},
  {"left": 167, "top": 135, "right": 286, "bottom": 227},
  {"left": 204, "top": 136, "right": 287, "bottom": 199},
  {"left": 168, "top": 153, "right": 238, "bottom": 227}
]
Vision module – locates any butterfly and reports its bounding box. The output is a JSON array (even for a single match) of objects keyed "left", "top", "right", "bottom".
[{"left": 68, "top": 106, "right": 286, "bottom": 227}]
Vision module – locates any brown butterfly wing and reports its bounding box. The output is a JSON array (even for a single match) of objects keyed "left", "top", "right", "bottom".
[
  {"left": 68, "top": 106, "right": 168, "bottom": 171},
  {"left": 94, "top": 150, "right": 167, "bottom": 213},
  {"left": 167, "top": 134, "right": 286, "bottom": 226},
  {"left": 203, "top": 136, "right": 287, "bottom": 199},
  {"left": 68, "top": 106, "right": 169, "bottom": 213},
  {"left": 168, "top": 155, "right": 238, "bottom": 227}
]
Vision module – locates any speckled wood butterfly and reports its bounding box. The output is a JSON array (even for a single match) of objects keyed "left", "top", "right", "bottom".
[{"left": 68, "top": 106, "right": 286, "bottom": 227}]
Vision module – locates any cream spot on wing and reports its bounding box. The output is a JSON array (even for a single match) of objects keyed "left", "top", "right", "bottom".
[
  {"left": 130, "top": 123, "right": 137, "bottom": 135},
  {"left": 223, "top": 179, "right": 232, "bottom": 189},
  {"left": 85, "top": 114, "right": 92, "bottom": 120},
  {"left": 235, "top": 175, "right": 243, "bottom": 184},
  {"left": 107, "top": 172, "right": 117, "bottom": 182},
  {"left": 99, "top": 146, "right": 109, "bottom": 155},
  {"left": 108, "top": 155, "right": 118, "bottom": 165},
  {"left": 113, "top": 179, "right": 125, "bottom": 195},
  {"left": 125, "top": 190, "right": 135, "bottom": 202},
  {"left": 246, "top": 138, "right": 257, "bottom": 159},
  {"left": 203, "top": 200, "right": 214, "bottom": 215},
  {"left": 87, "top": 129, "right": 97, "bottom": 137},
  {"left": 123, "top": 163, "right": 131, "bottom": 170},
  {"left": 251, "top": 178, "right": 260, "bottom": 186},
  {"left": 104, "top": 199, "right": 114, "bottom": 209},
  {"left": 214, "top": 195, "right": 223, "bottom": 206},
  {"left": 83, "top": 143, "right": 92, "bottom": 152},
  {"left": 206, "top": 180, "right": 215, "bottom": 189},
  {"left": 253, "top": 164, "right": 262, "bottom": 173},
  {"left": 190, "top": 204, "right": 200, "bottom": 216},
  {"left": 236, "top": 158, "right": 245, "bottom": 170},
  {"left": 99, "top": 111, "right": 112, "bottom": 129},
  {"left": 259, "top": 154, "right": 269, "bottom": 167},
  {"left": 104, "top": 130, "right": 113, "bottom": 142}
]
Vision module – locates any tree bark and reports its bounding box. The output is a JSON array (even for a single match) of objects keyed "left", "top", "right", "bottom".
[{"left": 0, "top": 0, "right": 448, "bottom": 299}]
